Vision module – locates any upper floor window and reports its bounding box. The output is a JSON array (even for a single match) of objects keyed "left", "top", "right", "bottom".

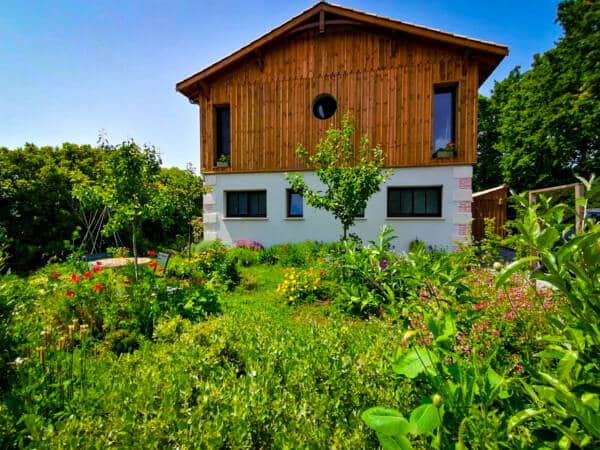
[
  {"left": 387, "top": 187, "right": 442, "bottom": 217},
  {"left": 312, "top": 93, "right": 337, "bottom": 120},
  {"left": 215, "top": 105, "right": 231, "bottom": 161},
  {"left": 286, "top": 189, "right": 303, "bottom": 218},
  {"left": 433, "top": 85, "right": 456, "bottom": 152},
  {"left": 226, "top": 190, "right": 266, "bottom": 218}
]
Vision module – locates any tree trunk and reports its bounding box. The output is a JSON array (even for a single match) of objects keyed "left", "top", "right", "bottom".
[{"left": 132, "top": 223, "right": 138, "bottom": 280}]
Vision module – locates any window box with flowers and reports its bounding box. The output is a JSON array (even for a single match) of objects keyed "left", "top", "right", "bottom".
[
  {"left": 434, "top": 142, "right": 457, "bottom": 158},
  {"left": 216, "top": 155, "right": 230, "bottom": 168}
]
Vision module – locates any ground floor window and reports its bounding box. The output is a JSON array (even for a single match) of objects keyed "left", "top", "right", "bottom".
[
  {"left": 226, "top": 190, "right": 266, "bottom": 217},
  {"left": 286, "top": 189, "right": 303, "bottom": 217},
  {"left": 387, "top": 186, "right": 442, "bottom": 217}
]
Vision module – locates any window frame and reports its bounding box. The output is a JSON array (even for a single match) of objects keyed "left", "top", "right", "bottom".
[
  {"left": 387, "top": 186, "right": 443, "bottom": 218},
  {"left": 286, "top": 189, "right": 304, "bottom": 218},
  {"left": 225, "top": 190, "right": 267, "bottom": 218},
  {"left": 214, "top": 104, "right": 231, "bottom": 161},
  {"left": 432, "top": 84, "right": 457, "bottom": 153}
]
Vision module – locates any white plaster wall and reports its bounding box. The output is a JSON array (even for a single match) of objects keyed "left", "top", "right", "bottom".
[{"left": 202, "top": 166, "right": 472, "bottom": 252}]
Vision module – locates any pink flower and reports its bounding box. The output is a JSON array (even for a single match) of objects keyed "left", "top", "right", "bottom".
[
  {"left": 66, "top": 290, "right": 75, "bottom": 297},
  {"left": 514, "top": 364, "right": 523, "bottom": 372},
  {"left": 52, "top": 272, "right": 60, "bottom": 279},
  {"left": 94, "top": 284, "right": 104, "bottom": 292},
  {"left": 491, "top": 329, "right": 499, "bottom": 337}
]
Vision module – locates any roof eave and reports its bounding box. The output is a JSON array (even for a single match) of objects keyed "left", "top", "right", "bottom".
[{"left": 176, "top": 1, "right": 508, "bottom": 99}]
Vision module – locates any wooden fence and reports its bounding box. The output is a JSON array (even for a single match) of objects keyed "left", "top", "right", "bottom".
[{"left": 472, "top": 184, "right": 508, "bottom": 241}]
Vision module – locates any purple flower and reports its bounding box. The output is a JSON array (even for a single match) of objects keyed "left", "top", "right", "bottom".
[
  {"left": 379, "top": 258, "right": 388, "bottom": 270},
  {"left": 234, "top": 239, "right": 264, "bottom": 250}
]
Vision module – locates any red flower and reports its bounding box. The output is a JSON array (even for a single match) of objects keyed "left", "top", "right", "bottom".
[
  {"left": 52, "top": 272, "right": 60, "bottom": 279},
  {"left": 92, "top": 266, "right": 103, "bottom": 273},
  {"left": 95, "top": 261, "right": 103, "bottom": 266},
  {"left": 83, "top": 271, "right": 92, "bottom": 279},
  {"left": 71, "top": 273, "right": 81, "bottom": 283},
  {"left": 148, "top": 261, "right": 158, "bottom": 268},
  {"left": 94, "top": 284, "right": 104, "bottom": 292},
  {"left": 124, "top": 247, "right": 130, "bottom": 251},
  {"left": 514, "top": 364, "right": 523, "bottom": 372},
  {"left": 147, "top": 250, "right": 156, "bottom": 256},
  {"left": 157, "top": 268, "right": 164, "bottom": 273},
  {"left": 66, "top": 290, "right": 75, "bottom": 297},
  {"left": 123, "top": 279, "right": 132, "bottom": 285}
]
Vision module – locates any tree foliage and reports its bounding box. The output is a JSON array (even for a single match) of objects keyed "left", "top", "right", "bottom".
[
  {"left": 0, "top": 141, "right": 204, "bottom": 272},
  {"left": 475, "top": 0, "right": 599, "bottom": 193},
  {"left": 286, "top": 114, "right": 389, "bottom": 240}
]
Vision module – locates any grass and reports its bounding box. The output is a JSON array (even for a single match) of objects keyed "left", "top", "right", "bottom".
[{"left": 3, "top": 263, "right": 416, "bottom": 448}]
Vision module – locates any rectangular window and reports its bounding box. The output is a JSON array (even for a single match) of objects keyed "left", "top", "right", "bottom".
[
  {"left": 287, "top": 189, "right": 303, "bottom": 218},
  {"left": 215, "top": 105, "right": 231, "bottom": 160},
  {"left": 226, "top": 191, "right": 266, "bottom": 218},
  {"left": 433, "top": 85, "right": 456, "bottom": 152},
  {"left": 388, "top": 187, "right": 442, "bottom": 217},
  {"left": 355, "top": 208, "right": 365, "bottom": 218}
]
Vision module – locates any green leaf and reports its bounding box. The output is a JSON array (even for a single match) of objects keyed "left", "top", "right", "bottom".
[
  {"left": 486, "top": 367, "right": 503, "bottom": 388},
  {"left": 362, "top": 407, "right": 411, "bottom": 436},
  {"left": 556, "top": 351, "right": 577, "bottom": 384},
  {"left": 409, "top": 403, "right": 441, "bottom": 436},
  {"left": 376, "top": 433, "right": 414, "bottom": 450},
  {"left": 495, "top": 257, "right": 539, "bottom": 287},
  {"left": 392, "top": 347, "right": 438, "bottom": 379},
  {"left": 507, "top": 408, "right": 545, "bottom": 431}
]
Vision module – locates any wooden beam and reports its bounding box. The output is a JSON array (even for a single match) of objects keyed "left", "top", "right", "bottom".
[
  {"left": 529, "top": 182, "right": 579, "bottom": 195},
  {"left": 319, "top": 9, "right": 325, "bottom": 34},
  {"left": 255, "top": 49, "right": 264, "bottom": 72}
]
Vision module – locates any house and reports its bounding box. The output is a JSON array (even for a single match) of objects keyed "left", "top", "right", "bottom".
[{"left": 176, "top": 2, "right": 508, "bottom": 250}]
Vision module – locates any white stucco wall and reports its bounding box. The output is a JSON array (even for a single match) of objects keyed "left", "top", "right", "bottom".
[{"left": 202, "top": 165, "right": 472, "bottom": 252}]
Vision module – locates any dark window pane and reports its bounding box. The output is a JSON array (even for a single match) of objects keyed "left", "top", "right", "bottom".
[
  {"left": 433, "top": 87, "right": 455, "bottom": 151},
  {"left": 388, "top": 187, "right": 442, "bottom": 217},
  {"left": 216, "top": 105, "right": 231, "bottom": 159},
  {"left": 400, "top": 191, "right": 413, "bottom": 215},
  {"left": 426, "top": 189, "right": 440, "bottom": 215},
  {"left": 288, "top": 191, "right": 303, "bottom": 217},
  {"left": 413, "top": 190, "right": 426, "bottom": 215},
  {"left": 226, "top": 191, "right": 266, "bottom": 217}
]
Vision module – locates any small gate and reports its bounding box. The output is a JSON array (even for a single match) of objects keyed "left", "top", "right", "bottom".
[{"left": 472, "top": 184, "right": 508, "bottom": 241}]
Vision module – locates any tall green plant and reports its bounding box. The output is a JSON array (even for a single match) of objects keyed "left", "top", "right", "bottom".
[
  {"left": 496, "top": 177, "right": 600, "bottom": 447},
  {"left": 286, "top": 113, "right": 389, "bottom": 240},
  {"left": 101, "top": 140, "right": 161, "bottom": 279}
]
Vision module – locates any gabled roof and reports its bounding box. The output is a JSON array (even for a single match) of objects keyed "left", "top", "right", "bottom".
[{"left": 176, "top": 1, "right": 508, "bottom": 99}]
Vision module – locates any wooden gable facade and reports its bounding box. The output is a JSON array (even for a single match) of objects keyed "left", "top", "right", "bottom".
[{"left": 177, "top": 2, "right": 507, "bottom": 175}]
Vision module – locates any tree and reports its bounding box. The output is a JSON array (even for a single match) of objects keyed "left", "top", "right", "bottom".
[
  {"left": 475, "top": 0, "right": 600, "bottom": 193},
  {"left": 286, "top": 114, "right": 389, "bottom": 240},
  {"left": 101, "top": 140, "right": 161, "bottom": 278},
  {"left": 0, "top": 143, "right": 106, "bottom": 271}
]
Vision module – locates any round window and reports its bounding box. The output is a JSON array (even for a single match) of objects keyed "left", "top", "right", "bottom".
[{"left": 312, "top": 93, "right": 337, "bottom": 120}]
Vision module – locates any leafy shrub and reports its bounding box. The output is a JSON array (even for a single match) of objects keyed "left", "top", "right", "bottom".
[{"left": 229, "top": 247, "right": 261, "bottom": 267}]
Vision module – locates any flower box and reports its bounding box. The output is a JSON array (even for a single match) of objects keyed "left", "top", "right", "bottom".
[
  {"left": 435, "top": 150, "right": 455, "bottom": 159},
  {"left": 216, "top": 161, "right": 230, "bottom": 168}
]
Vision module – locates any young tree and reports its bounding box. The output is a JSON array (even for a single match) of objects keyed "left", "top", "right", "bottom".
[
  {"left": 286, "top": 113, "right": 389, "bottom": 240},
  {"left": 101, "top": 140, "right": 161, "bottom": 278}
]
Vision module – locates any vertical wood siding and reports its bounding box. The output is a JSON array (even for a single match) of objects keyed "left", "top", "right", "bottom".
[{"left": 199, "top": 26, "right": 480, "bottom": 173}]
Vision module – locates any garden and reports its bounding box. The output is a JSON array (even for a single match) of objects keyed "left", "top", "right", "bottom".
[{"left": 0, "top": 179, "right": 598, "bottom": 448}]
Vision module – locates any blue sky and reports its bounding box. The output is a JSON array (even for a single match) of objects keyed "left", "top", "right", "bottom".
[{"left": 1, "top": 0, "right": 562, "bottom": 169}]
